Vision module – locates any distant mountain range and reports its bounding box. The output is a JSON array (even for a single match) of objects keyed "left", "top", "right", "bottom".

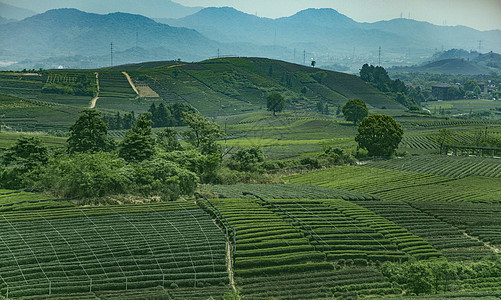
[
  {"left": 0, "top": 0, "right": 202, "bottom": 19},
  {"left": 1, "top": 6, "right": 501, "bottom": 71},
  {"left": 0, "top": 9, "right": 217, "bottom": 65},
  {"left": 161, "top": 7, "right": 501, "bottom": 61}
]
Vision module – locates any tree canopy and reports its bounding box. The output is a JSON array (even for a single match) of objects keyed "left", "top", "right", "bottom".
[
  {"left": 266, "top": 93, "right": 285, "bottom": 116},
  {"left": 182, "top": 112, "right": 224, "bottom": 155},
  {"left": 355, "top": 114, "right": 403, "bottom": 157},
  {"left": 67, "top": 110, "right": 115, "bottom": 153},
  {"left": 119, "top": 114, "right": 156, "bottom": 162},
  {"left": 342, "top": 98, "right": 368, "bottom": 125}
]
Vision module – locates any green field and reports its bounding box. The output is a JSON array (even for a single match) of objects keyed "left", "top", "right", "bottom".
[
  {"left": 1, "top": 57, "right": 501, "bottom": 298},
  {"left": 0, "top": 192, "right": 229, "bottom": 299}
]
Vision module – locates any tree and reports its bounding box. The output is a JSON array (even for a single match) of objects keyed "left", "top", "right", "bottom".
[
  {"left": 119, "top": 114, "right": 156, "bottom": 162},
  {"left": 266, "top": 93, "right": 285, "bottom": 116},
  {"left": 473, "top": 85, "right": 482, "bottom": 97},
  {"left": 3, "top": 136, "right": 49, "bottom": 171},
  {"left": 1, "top": 136, "right": 50, "bottom": 189},
  {"left": 67, "top": 110, "right": 115, "bottom": 153},
  {"left": 342, "top": 98, "right": 369, "bottom": 125},
  {"left": 464, "top": 80, "right": 478, "bottom": 91},
  {"left": 227, "top": 147, "right": 264, "bottom": 172},
  {"left": 182, "top": 112, "right": 224, "bottom": 155},
  {"left": 405, "top": 262, "right": 433, "bottom": 295},
  {"left": 355, "top": 114, "right": 403, "bottom": 157},
  {"left": 156, "top": 128, "right": 182, "bottom": 152}
]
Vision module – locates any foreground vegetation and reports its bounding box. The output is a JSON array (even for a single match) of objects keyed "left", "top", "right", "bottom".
[{"left": 0, "top": 58, "right": 500, "bottom": 299}]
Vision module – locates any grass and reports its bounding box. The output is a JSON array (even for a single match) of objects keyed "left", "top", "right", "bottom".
[{"left": 0, "top": 132, "right": 67, "bottom": 150}]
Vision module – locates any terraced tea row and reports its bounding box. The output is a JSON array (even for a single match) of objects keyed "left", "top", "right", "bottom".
[
  {"left": 411, "top": 202, "right": 501, "bottom": 250},
  {"left": 284, "top": 166, "right": 452, "bottom": 195},
  {"left": 201, "top": 183, "right": 378, "bottom": 200},
  {"left": 205, "top": 197, "right": 439, "bottom": 298},
  {"left": 375, "top": 176, "right": 501, "bottom": 203},
  {"left": 268, "top": 199, "right": 441, "bottom": 261},
  {"left": 368, "top": 155, "right": 501, "bottom": 179},
  {"left": 355, "top": 201, "right": 492, "bottom": 262},
  {"left": 0, "top": 202, "right": 228, "bottom": 298}
]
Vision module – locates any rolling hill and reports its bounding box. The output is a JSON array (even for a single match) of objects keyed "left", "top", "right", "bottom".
[
  {"left": 389, "top": 58, "right": 496, "bottom": 75},
  {"left": 0, "top": 57, "right": 401, "bottom": 132}
]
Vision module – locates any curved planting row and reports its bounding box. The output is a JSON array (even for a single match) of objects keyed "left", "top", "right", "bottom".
[
  {"left": 368, "top": 155, "right": 501, "bottom": 179},
  {"left": 411, "top": 201, "right": 501, "bottom": 250},
  {"left": 98, "top": 72, "right": 137, "bottom": 99},
  {"left": 284, "top": 165, "right": 451, "bottom": 195},
  {"left": 267, "top": 199, "right": 441, "bottom": 261},
  {"left": 208, "top": 197, "right": 440, "bottom": 299},
  {"left": 401, "top": 136, "right": 438, "bottom": 150},
  {"left": 355, "top": 201, "right": 491, "bottom": 262},
  {"left": 0, "top": 202, "right": 228, "bottom": 298},
  {"left": 201, "top": 183, "right": 378, "bottom": 201},
  {"left": 375, "top": 176, "right": 501, "bottom": 204},
  {"left": 411, "top": 119, "right": 500, "bottom": 128}
]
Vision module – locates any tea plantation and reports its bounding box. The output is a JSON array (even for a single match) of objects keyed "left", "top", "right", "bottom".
[{"left": 1, "top": 57, "right": 501, "bottom": 299}]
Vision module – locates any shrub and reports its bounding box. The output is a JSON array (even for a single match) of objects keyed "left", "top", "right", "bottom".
[{"left": 39, "top": 152, "right": 133, "bottom": 198}]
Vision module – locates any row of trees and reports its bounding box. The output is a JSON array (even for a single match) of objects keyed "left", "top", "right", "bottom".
[
  {"left": 101, "top": 103, "right": 197, "bottom": 130},
  {"left": 360, "top": 64, "right": 424, "bottom": 107},
  {"left": 1, "top": 109, "right": 225, "bottom": 200},
  {"left": 381, "top": 258, "right": 501, "bottom": 296}
]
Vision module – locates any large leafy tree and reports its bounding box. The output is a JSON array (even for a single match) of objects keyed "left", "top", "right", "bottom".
[
  {"left": 182, "top": 112, "right": 224, "bottom": 155},
  {"left": 266, "top": 93, "right": 285, "bottom": 116},
  {"left": 3, "top": 136, "right": 49, "bottom": 171},
  {"left": 67, "top": 110, "right": 115, "bottom": 153},
  {"left": 342, "top": 98, "right": 368, "bottom": 125},
  {"left": 1, "top": 136, "right": 49, "bottom": 189},
  {"left": 355, "top": 114, "right": 403, "bottom": 157},
  {"left": 119, "top": 114, "right": 156, "bottom": 162}
]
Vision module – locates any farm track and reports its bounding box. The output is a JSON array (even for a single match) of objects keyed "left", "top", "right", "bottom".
[
  {"left": 463, "top": 231, "right": 501, "bottom": 254},
  {"left": 122, "top": 72, "right": 139, "bottom": 96},
  {"left": 89, "top": 72, "right": 100, "bottom": 109}
]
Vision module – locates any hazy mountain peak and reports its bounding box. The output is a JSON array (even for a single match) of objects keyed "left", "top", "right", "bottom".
[
  {"left": 188, "top": 6, "right": 263, "bottom": 21},
  {"left": 284, "top": 7, "right": 356, "bottom": 26}
]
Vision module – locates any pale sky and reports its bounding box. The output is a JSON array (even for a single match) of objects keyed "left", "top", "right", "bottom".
[{"left": 173, "top": 0, "right": 501, "bottom": 31}]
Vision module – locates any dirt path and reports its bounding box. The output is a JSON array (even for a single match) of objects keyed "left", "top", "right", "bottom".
[
  {"left": 89, "top": 72, "right": 100, "bottom": 108},
  {"left": 226, "top": 240, "right": 237, "bottom": 295},
  {"left": 122, "top": 71, "right": 139, "bottom": 95},
  {"left": 463, "top": 231, "right": 500, "bottom": 253}
]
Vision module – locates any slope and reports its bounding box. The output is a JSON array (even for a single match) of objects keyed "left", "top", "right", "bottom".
[{"left": 128, "top": 57, "right": 402, "bottom": 117}]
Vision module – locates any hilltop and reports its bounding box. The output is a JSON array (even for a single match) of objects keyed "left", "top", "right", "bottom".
[
  {"left": 0, "top": 57, "right": 401, "bottom": 132},
  {"left": 401, "top": 58, "right": 493, "bottom": 75}
]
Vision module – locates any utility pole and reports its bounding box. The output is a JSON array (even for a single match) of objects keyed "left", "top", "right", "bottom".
[
  {"left": 478, "top": 40, "right": 482, "bottom": 53},
  {"left": 294, "top": 48, "right": 296, "bottom": 63},
  {"left": 378, "top": 46, "right": 381, "bottom": 66},
  {"left": 217, "top": 48, "right": 220, "bottom": 58},
  {"left": 110, "top": 42, "right": 113, "bottom": 67},
  {"left": 303, "top": 50, "right": 306, "bottom": 65},
  {"left": 136, "top": 32, "right": 138, "bottom": 49}
]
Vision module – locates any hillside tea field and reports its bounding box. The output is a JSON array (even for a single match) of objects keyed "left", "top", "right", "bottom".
[
  {"left": 0, "top": 192, "right": 229, "bottom": 299},
  {"left": 1, "top": 57, "right": 501, "bottom": 299}
]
